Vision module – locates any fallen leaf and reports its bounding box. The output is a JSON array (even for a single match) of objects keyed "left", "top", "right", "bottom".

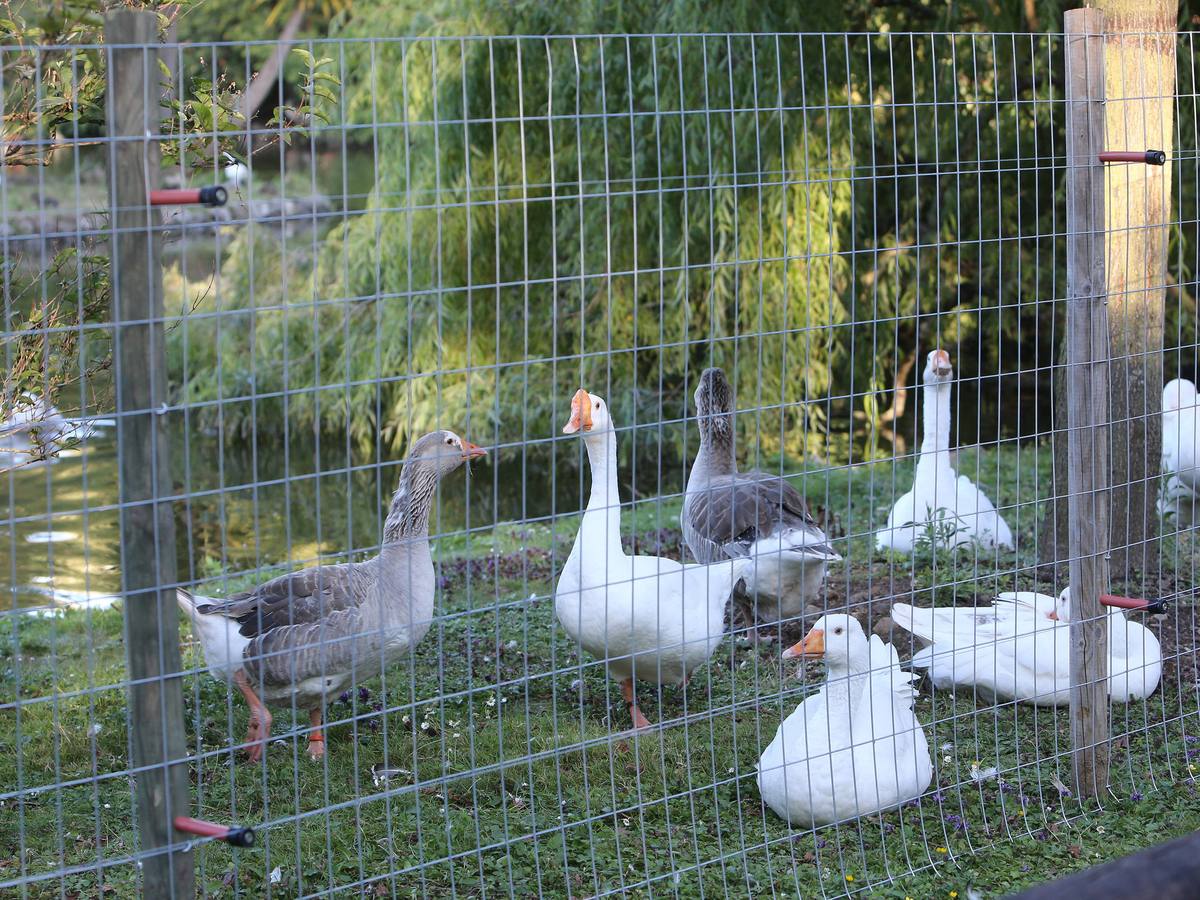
[{"left": 1069, "top": 844, "right": 1082, "bottom": 858}]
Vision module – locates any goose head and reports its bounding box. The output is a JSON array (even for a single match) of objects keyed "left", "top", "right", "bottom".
[
  {"left": 409, "top": 430, "right": 487, "bottom": 477},
  {"left": 1045, "top": 586, "right": 1072, "bottom": 622},
  {"left": 923, "top": 348, "right": 954, "bottom": 385},
  {"left": 783, "top": 614, "right": 869, "bottom": 673},
  {"left": 1163, "top": 378, "right": 1197, "bottom": 413},
  {"left": 562, "top": 389, "right": 615, "bottom": 438}
]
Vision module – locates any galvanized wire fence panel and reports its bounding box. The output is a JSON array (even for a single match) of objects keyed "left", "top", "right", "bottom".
[{"left": 2, "top": 24, "right": 1197, "bottom": 898}]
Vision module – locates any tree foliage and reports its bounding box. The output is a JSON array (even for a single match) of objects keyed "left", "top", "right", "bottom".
[{"left": 183, "top": 0, "right": 1097, "bottom": 468}]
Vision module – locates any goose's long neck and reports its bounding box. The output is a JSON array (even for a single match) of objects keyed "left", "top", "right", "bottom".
[
  {"left": 917, "top": 380, "right": 952, "bottom": 476},
  {"left": 581, "top": 431, "right": 624, "bottom": 559},
  {"left": 383, "top": 465, "right": 438, "bottom": 543},
  {"left": 695, "top": 415, "right": 736, "bottom": 478}
]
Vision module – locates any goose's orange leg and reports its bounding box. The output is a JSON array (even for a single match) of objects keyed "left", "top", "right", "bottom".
[
  {"left": 307, "top": 707, "right": 326, "bottom": 761},
  {"left": 233, "top": 670, "right": 273, "bottom": 763},
  {"left": 620, "top": 678, "right": 653, "bottom": 730}
]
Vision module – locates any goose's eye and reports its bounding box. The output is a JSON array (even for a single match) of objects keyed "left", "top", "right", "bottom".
[
  {"left": 445, "top": 437, "right": 453, "bottom": 445},
  {"left": 834, "top": 627, "right": 844, "bottom": 635}
]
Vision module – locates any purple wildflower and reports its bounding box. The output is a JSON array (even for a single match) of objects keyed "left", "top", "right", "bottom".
[{"left": 1130, "top": 791, "right": 1143, "bottom": 802}]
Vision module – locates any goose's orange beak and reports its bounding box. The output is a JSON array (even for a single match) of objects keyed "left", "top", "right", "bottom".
[
  {"left": 461, "top": 440, "right": 487, "bottom": 460},
  {"left": 782, "top": 627, "right": 825, "bottom": 659},
  {"left": 563, "top": 389, "right": 593, "bottom": 434},
  {"left": 931, "top": 348, "right": 952, "bottom": 376}
]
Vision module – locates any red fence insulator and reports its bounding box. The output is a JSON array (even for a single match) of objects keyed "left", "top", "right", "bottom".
[
  {"left": 148, "top": 186, "right": 228, "bottom": 207},
  {"left": 173, "top": 816, "right": 255, "bottom": 847},
  {"left": 1098, "top": 150, "right": 1167, "bottom": 165},
  {"left": 1099, "top": 593, "right": 1169, "bottom": 614}
]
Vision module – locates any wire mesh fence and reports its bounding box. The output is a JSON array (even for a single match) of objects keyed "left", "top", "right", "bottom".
[{"left": 2, "top": 18, "right": 1197, "bottom": 898}]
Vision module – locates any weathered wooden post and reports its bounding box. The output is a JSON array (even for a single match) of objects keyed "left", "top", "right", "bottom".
[
  {"left": 105, "top": 10, "right": 194, "bottom": 897},
  {"left": 1095, "top": 0, "right": 1175, "bottom": 577},
  {"left": 1063, "top": 7, "right": 1111, "bottom": 799}
]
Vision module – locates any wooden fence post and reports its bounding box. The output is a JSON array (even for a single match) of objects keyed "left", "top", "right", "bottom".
[
  {"left": 105, "top": 10, "right": 194, "bottom": 897},
  {"left": 1064, "top": 7, "right": 1112, "bottom": 800}
]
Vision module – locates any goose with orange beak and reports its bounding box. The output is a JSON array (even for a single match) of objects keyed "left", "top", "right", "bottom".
[
  {"left": 876, "top": 348, "right": 1013, "bottom": 552},
  {"left": 891, "top": 586, "right": 1162, "bottom": 705},
  {"left": 554, "top": 388, "right": 750, "bottom": 730},
  {"left": 757, "top": 614, "right": 932, "bottom": 826},
  {"left": 177, "top": 430, "right": 486, "bottom": 762}
]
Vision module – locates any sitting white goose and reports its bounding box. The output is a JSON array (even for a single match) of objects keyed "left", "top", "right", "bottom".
[
  {"left": 1160, "top": 378, "right": 1200, "bottom": 523},
  {"left": 682, "top": 367, "right": 840, "bottom": 625},
  {"left": 178, "top": 430, "right": 485, "bottom": 761},
  {"left": 757, "top": 614, "right": 932, "bottom": 827},
  {"left": 555, "top": 389, "right": 749, "bottom": 730},
  {"left": 876, "top": 349, "right": 1013, "bottom": 552},
  {"left": 891, "top": 588, "right": 1162, "bottom": 706}
]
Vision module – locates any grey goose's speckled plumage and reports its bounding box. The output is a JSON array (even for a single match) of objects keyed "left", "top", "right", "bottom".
[
  {"left": 178, "top": 430, "right": 485, "bottom": 761},
  {"left": 682, "top": 368, "right": 839, "bottom": 624}
]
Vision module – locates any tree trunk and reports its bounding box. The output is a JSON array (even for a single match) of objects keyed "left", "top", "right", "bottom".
[
  {"left": 1040, "top": 1, "right": 1174, "bottom": 580},
  {"left": 238, "top": 6, "right": 306, "bottom": 124}
]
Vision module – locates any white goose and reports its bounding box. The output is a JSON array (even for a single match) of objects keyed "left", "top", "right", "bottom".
[
  {"left": 1159, "top": 378, "right": 1200, "bottom": 523},
  {"left": 876, "top": 349, "right": 1013, "bottom": 552},
  {"left": 891, "top": 588, "right": 1162, "bottom": 706},
  {"left": 554, "top": 389, "right": 749, "bottom": 730},
  {"left": 757, "top": 614, "right": 932, "bottom": 827}
]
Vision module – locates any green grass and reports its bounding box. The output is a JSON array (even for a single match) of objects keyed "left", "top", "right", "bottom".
[{"left": 3, "top": 445, "right": 1199, "bottom": 898}]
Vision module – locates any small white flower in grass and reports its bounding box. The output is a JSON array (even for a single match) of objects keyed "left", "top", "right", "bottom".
[
  {"left": 943, "top": 755, "right": 952, "bottom": 764},
  {"left": 940, "top": 742, "right": 954, "bottom": 753},
  {"left": 505, "top": 640, "right": 518, "bottom": 650},
  {"left": 88, "top": 723, "right": 102, "bottom": 738},
  {"left": 1096, "top": 826, "right": 1105, "bottom": 834},
  {"left": 269, "top": 867, "right": 283, "bottom": 885}
]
